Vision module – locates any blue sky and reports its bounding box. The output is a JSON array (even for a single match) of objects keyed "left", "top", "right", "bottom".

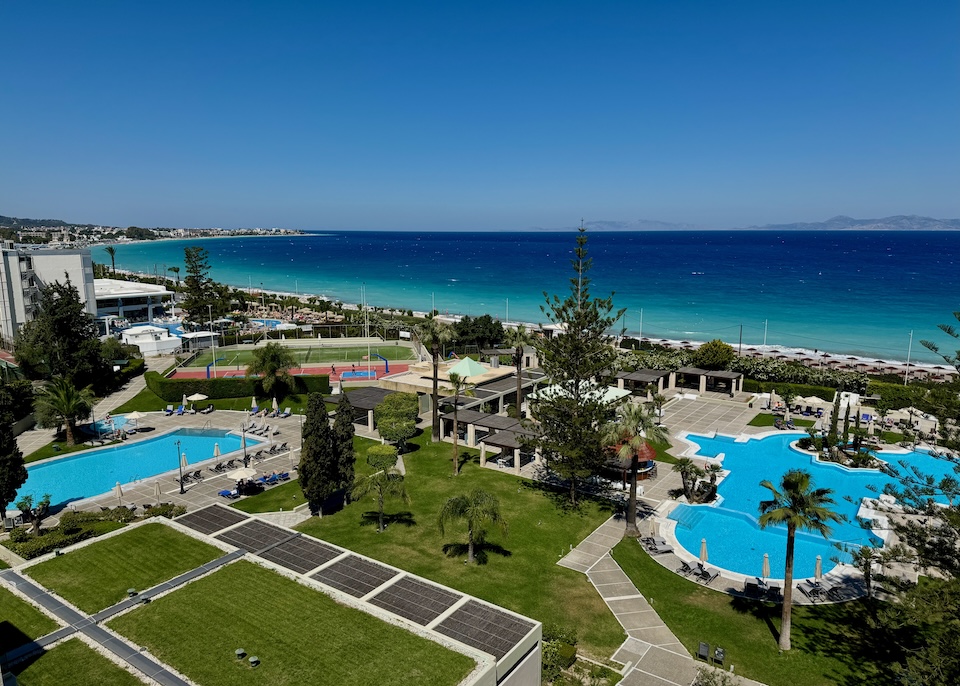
[{"left": 2, "top": 1, "right": 957, "bottom": 230}]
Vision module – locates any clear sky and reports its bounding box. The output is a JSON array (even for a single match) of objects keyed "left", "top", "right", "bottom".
[{"left": 2, "top": 1, "right": 957, "bottom": 231}]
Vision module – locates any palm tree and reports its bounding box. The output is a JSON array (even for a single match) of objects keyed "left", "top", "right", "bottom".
[
  {"left": 416, "top": 315, "right": 456, "bottom": 441},
  {"left": 672, "top": 457, "right": 704, "bottom": 502},
  {"left": 503, "top": 325, "right": 534, "bottom": 419},
  {"left": 351, "top": 447, "right": 410, "bottom": 533},
  {"left": 438, "top": 488, "right": 508, "bottom": 564},
  {"left": 246, "top": 342, "right": 297, "bottom": 394},
  {"left": 758, "top": 469, "right": 841, "bottom": 651},
  {"left": 447, "top": 372, "right": 475, "bottom": 476},
  {"left": 602, "top": 402, "right": 668, "bottom": 537},
  {"left": 104, "top": 245, "right": 116, "bottom": 274},
  {"left": 167, "top": 266, "right": 180, "bottom": 288},
  {"left": 34, "top": 378, "right": 95, "bottom": 446}
]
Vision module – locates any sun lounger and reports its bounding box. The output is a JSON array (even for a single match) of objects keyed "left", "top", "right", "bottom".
[
  {"left": 267, "top": 445, "right": 279, "bottom": 455},
  {"left": 164, "top": 405, "right": 174, "bottom": 416},
  {"left": 643, "top": 536, "right": 667, "bottom": 551},
  {"left": 277, "top": 472, "right": 290, "bottom": 481},
  {"left": 804, "top": 406, "right": 813, "bottom": 415},
  {"left": 648, "top": 543, "right": 674, "bottom": 556},
  {"left": 797, "top": 580, "right": 821, "bottom": 601},
  {"left": 677, "top": 560, "right": 696, "bottom": 576},
  {"left": 698, "top": 566, "right": 720, "bottom": 584},
  {"left": 218, "top": 489, "right": 239, "bottom": 499},
  {"left": 278, "top": 442, "right": 289, "bottom": 452},
  {"left": 697, "top": 642, "right": 710, "bottom": 662},
  {"left": 272, "top": 427, "right": 280, "bottom": 435},
  {"left": 713, "top": 647, "right": 725, "bottom": 666},
  {"left": 280, "top": 407, "right": 291, "bottom": 418},
  {"left": 744, "top": 580, "right": 762, "bottom": 597},
  {"left": 191, "top": 470, "right": 202, "bottom": 480},
  {"left": 250, "top": 406, "right": 259, "bottom": 416},
  {"left": 247, "top": 422, "right": 259, "bottom": 431},
  {"left": 175, "top": 405, "right": 185, "bottom": 416},
  {"left": 200, "top": 404, "right": 214, "bottom": 414}
]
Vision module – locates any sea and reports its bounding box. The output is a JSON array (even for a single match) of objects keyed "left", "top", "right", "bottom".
[{"left": 93, "top": 230, "right": 960, "bottom": 365}]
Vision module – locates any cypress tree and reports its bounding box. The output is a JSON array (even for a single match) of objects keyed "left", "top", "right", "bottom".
[
  {"left": 333, "top": 393, "right": 356, "bottom": 504},
  {"left": 298, "top": 393, "right": 335, "bottom": 515},
  {"left": 0, "top": 387, "right": 27, "bottom": 514}
]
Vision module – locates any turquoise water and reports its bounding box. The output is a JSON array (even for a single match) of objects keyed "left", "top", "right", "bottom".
[
  {"left": 251, "top": 318, "right": 282, "bottom": 328},
  {"left": 16, "top": 428, "right": 251, "bottom": 506},
  {"left": 94, "top": 230, "right": 960, "bottom": 362},
  {"left": 669, "top": 433, "right": 954, "bottom": 578},
  {"left": 93, "top": 416, "right": 129, "bottom": 433}
]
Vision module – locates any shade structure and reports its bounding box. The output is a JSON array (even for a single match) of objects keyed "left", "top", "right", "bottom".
[
  {"left": 699, "top": 538, "right": 708, "bottom": 563},
  {"left": 126, "top": 411, "right": 147, "bottom": 420},
  {"left": 114, "top": 482, "right": 123, "bottom": 506},
  {"left": 153, "top": 481, "right": 162, "bottom": 505},
  {"left": 272, "top": 397, "right": 279, "bottom": 412},
  {"left": 815, "top": 555, "right": 823, "bottom": 581},
  {"left": 648, "top": 518, "right": 657, "bottom": 539},
  {"left": 226, "top": 467, "right": 257, "bottom": 481},
  {"left": 447, "top": 356, "right": 488, "bottom": 380},
  {"left": 182, "top": 394, "right": 188, "bottom": 408},
  {"left": 762, "top": 553, "right": 770, "bottom": 580},
  {"left": 180, "top": 452, "right": 189, "bottom": 469},
  {"left": 251, "top": 396, "right": 258, "bottom": 410},
  {"left": 187, "top": 393, "right": 208, "bottom": 402},
  {"left": 213, "top": 443, "right": 221, "bottom": 458}
]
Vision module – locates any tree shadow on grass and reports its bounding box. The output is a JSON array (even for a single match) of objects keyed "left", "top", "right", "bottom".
[
  {"left": 359, "top": 511, "right": 416, "bottom": 528},
  {"left": 728, "top": 595, "right": 781, "bottom": 644},
  {"left": 441, "top": 541, "right": 512, "bottom": 565}
]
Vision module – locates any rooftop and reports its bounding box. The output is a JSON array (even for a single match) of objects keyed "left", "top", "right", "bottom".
[{"left": 94, "top": 278, "right": 173, "bottom": 300}]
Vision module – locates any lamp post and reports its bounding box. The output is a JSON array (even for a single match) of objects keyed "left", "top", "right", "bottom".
[{"left": 175, "top": 439, "right": 184, "bottom": 493}]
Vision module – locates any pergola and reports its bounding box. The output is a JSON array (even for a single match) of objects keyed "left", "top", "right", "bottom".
[
  {"left": 438, "top": 408, "right": 540, "bottom": 475},
  {"left": 436, "top": 368, "right": 547, "bottom": 416},
  {"left": 345, "top": 387, "right": 397, "bottom": 431},
  {"left": 615, "top": 369, "right": 671, "bottom": 395},
  {"left": 672, "top": 367, "right": 744, "bottom": 396}
]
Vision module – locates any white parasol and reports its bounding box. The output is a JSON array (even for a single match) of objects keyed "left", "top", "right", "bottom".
[
  {"left": 114, "top": 482, "right": 123, "bottom": 507},
  {"left": 699, "top": 538, "right": 708, "bottom": 563}
]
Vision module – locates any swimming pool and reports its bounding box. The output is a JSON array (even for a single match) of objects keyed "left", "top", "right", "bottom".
[
  {"left": 16, "top": 428, "right": 253, "bottom": 507},
  {"left": 93, "top": 416, "right": 129, "bottom": 433},
  {"left": 668, "top": 432, "right": 952, "bottom": 578},
  {"left": 251, "top": 318, "right": 282, "bottom": 329}
]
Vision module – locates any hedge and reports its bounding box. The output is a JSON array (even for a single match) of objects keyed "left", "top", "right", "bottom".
[{"left": 145, "top": 371, "right": 330, "bottom": 402}]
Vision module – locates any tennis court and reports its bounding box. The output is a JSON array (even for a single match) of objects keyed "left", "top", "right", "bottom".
[{"left": 187, "top": 344, "right": 417, "bottom": 368}]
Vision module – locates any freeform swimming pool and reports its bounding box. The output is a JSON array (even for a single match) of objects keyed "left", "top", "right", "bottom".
[
  {"left": 668, "top": 432, "right": 952, "bottom": 579},
  {"left": 16, "top": 428, "right": 253, "bottom": 507},
  {"left": 93, "top": 416, "right": 129, "bottom": 433}
]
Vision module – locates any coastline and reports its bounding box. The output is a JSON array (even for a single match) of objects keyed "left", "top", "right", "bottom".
[{"left": 114, "top": 267, "right": 950, "bottom": 375}]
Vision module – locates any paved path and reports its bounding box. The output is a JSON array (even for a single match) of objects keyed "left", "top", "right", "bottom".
[{"left": 0, "top": 548, "right": 241, "bottom": 684}]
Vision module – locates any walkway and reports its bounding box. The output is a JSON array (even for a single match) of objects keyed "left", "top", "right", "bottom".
[{"left": 0, "top": 548, "right": 243, "bottom": 684}]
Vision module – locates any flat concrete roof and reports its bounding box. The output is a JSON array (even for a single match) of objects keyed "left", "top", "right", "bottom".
[{"left": 94, "top": 278, "right": 173, "bottom": 300}]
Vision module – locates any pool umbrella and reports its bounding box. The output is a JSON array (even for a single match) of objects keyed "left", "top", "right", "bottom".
[
  {"left": 699, "top": 538, "right": 708, "bottom": 563},
  {"left": 272, "top": 397, "right": 279, "bottom": 413},
  {"left": 154, "top": 481, "right": 162, "bottom": 505},
  {"left": 182, "top": 394, "right": 188, "bottom": 408},
  {"left": 762, "top": 553, "right": 770, "bottom": 580},
  {"left": 226, "top": 467, "right": 257, "bottom": 481},
  {"left": 114, "top": 482, "right": 123, "bottom": 507},
  {"left": 180, "top": 452, "right": 189, "bottom": 469},
  {"left": 213, "top": 443, "right": 221, "bottom": 458},
  {"left": 251, "top": 396, "right": 258, "bottom": 411},
  {"left": 187, "top": 393, "right": 208, "bottom": 402},
  {"left": 815, "top": 555, "right": 823, "bottom": 582},
  {"left": 648, "top": 518, "right": 657, "bottom": 539},
  {"left": 126, "top": 411, "right": 146, "bottom": 431}
]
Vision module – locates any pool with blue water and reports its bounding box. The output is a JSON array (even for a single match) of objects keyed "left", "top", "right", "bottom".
[
  {"left": 669, "top": 433, "right": 953, "bottom": 578},
  {"left": 93, "top": 416, "right": 129, "bottom": 433},
  {"left": 16, "top": 428, "right": 253, "bottom": 507}
]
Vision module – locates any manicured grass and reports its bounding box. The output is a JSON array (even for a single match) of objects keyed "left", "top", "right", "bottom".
[
  {"left": 189, "top": 344, "right": 416, "bottom": 368},
  {"left": 611, "top": 539, "right": 894, "bottom": 686},
  {"left": 12, "top": 638, "right": 142, "bottom": 686},
  {"left": 25, "top": 523, "right": 221, "bottom": 613},
  {"left": 748, "top": 413, "right": 815, "bottom": 428},
  {"left": 111, "top": 386, "right": 313, "bottom": 415},
  {"left": 296, "top": 431, "right": 625, "bottom": 658},
  {"left": 0, "top": 586, "right": 59, "bottom": 652},
  {"left": 108, "top": 560, "right": 475, "bottom": 686},
  {"left": 25, "top": 440, "right": 105, "bottom": 464}
]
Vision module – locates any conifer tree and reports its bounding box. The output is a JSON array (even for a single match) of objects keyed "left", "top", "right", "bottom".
[
  {"left": 298, "top": 393, "right": 336, "bottom": 515},
  {"left": 0, "top": 387, "right": 27, "bottom": 514},
  {"left": 528, "top": 225, "right": 624, "bottom": 505},
  {"left": 333, "top": 393, "right": 356, "bottom": 504}
]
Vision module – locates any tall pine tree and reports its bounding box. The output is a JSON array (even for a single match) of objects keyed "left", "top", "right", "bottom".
[
  {"left": 298, "top": 393, "right": 337, "bottom": 515},
  {"left": 333, "top": 393, "right": 356, "bottom": 504},
  {"left": 528, "top": 225, "right": 624, "bottom": 505}
]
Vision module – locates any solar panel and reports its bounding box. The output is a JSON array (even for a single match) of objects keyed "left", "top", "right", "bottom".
[
  {"left": 258, "top": 536, "right": 341, "bottom": 574},
  {"left": 214, "top": 520, "right": 293, "bottom": 552},
  {"left": 310, "top": 555, "right": 398, "bottom": 597},
  {"left": 369, "top": 576, "right": 462, "bottom": 625},
  {"left": 175, "top": 504, "right": 249, "bottom": 535},
  {"left": 433, "top": 600, "right": 535, "bottom": 660}
]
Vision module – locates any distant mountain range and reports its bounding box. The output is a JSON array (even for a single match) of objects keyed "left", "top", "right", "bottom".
[{"left": 576, "top": 215, "right": 960, "bottom": 232}]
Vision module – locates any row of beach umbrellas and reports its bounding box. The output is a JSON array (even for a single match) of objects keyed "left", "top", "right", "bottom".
[{"left": 697, "top": 538, "right": 824, "bottom": 580}]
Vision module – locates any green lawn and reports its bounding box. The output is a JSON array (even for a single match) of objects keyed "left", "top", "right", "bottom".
[
  {"left": 611, "top": 539, "right": 894, "bottom": 686},
  {"left": 0, "top": 586, "right": 59, "bottom": 653},
  {"left": 108, "top": 560, "right": 475, "bottom": 686},
  {"left": 748, "top": 413, "right": 816, "bottom": 428},
  {"left": 12, "top": 638, "right": 143, "bottom": 686},
  {"left": 188, "top": 344, "right": 417, "bottom": 368},
  {"left": 25, "top": 523, "right": 221, "bottom": 613},
  {"left": 110, "top": 386, "right": 311, "bottom": 414},
  {"left": 295, "top": 432, "right": 625, "bottom": 659}
]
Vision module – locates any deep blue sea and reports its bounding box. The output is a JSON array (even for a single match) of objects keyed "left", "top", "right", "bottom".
[{"left": 94, "top": 231, "right": 960, "bottom": 364}]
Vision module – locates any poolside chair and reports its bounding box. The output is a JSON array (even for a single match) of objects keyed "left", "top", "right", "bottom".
[
  {"left": 272, "top": 427, "right": 280, "bottom": 436},
  {"left": 191, "top": 470, "right": 202, "bottom": 481},
  {"left": 250, "top": 406, "right": 259, "bottom": 416},
  {"left": 267, "top": 445, "right": 279, "bottom": 455},
  {"left": 164, "top": 405, "right": 174, "bottom": 416},
  {"left": 804, "top": 406, "right": 813, "bottom": 416},
  {"left": 643, "top": 536, "right": 667, "bottom": 551},
  {"left": 278, "top": 442, "right": 289, "bottom": 452},
  {"left": 218, "top": 489, "right": 239, "bottom": 500},
  {"left": 277, "top": 472, "right": 290, "bottom": 481},
  {"left": 677, "top": 560, "right": 696, "bottom": 576},
  {"left": 797, "top": 580, "right": 821, "bottom": 601},
  {"left": 713, "top": 647, "right": 725, "bottom": 667},
  {"left": 175, "top": 405, "right": 185, "bottom": 416},
  {"left": 280, "top": 407, "right": 291, "bottom": 418},
  {"left": 649, "top": 542, "right": 674, "bottom": 556},
  {"left": 224, "top": 459, "right": 237, "bottom": 469},
  {"left": 200, "top": 404, "right": 214, "bottom": 414},
  {"left": 697, "top": 642, "right": 710, "bottom": 662},
  {"left": 247, "top": 422, "right": 259, "bottom": 432},
  {"left": 744, "top": 580, "right": 762, "bottom": 598},
  {"left": 698, "top": 566, "right": 720, "bottom": 585}
]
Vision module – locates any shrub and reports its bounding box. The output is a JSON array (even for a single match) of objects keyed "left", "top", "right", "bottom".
[
  {"left": 8, "top": 526, "right": 30, "bottom": 543},
  {"left": 144, "top": 370, "right": 330, "bottom": 402},
  {"left": 143, "top": 503, "right": 186, "bottom": 519}
]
